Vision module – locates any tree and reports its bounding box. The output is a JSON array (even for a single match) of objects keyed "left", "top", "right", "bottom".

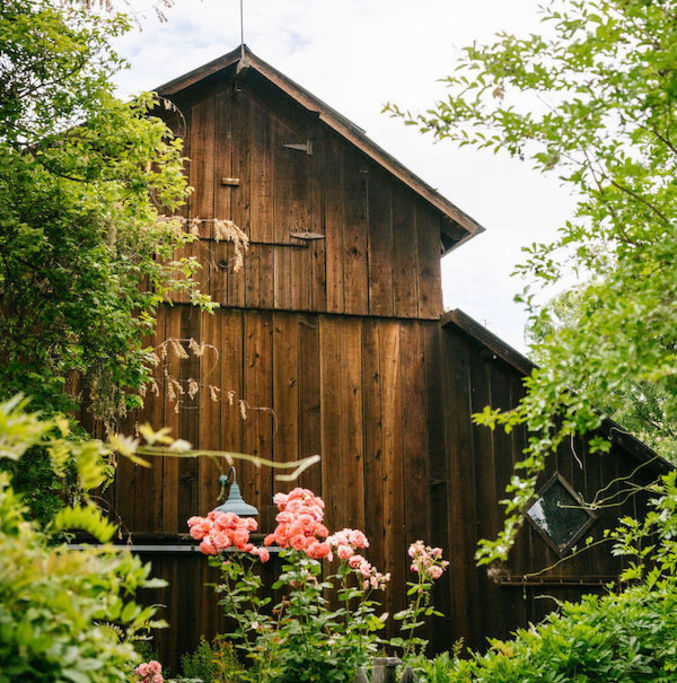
[
  {"left": 528, "top": 288, "right": 676, "bottom": 463},
  {"left": 0, "top": 0, "right": 211, "bottom": 425},
  {"left": 387, "top": 0, "right": 676, "bottom": 562}
]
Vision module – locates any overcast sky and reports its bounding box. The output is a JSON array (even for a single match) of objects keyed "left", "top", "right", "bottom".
[{"left": 113, "top": 0, "right": 578, "bottom": 353}]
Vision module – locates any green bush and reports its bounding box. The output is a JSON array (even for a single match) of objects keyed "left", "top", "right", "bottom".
[
  {"left": 0, "top": 397, "right": 165, "bottom": 681},
  {"left": 410, "top": 580, "right": 677, "bottom": 682},
  {"left": 180, "top": 636, "right": 241, "bottom": 683}
]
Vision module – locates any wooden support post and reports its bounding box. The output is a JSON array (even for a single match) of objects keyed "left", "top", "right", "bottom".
[
  {"left": 353, "top": 668, "right": 369, "bottom": 683},
  {"left": 371, "top": 657, "right": 402, "bottom": 683},
  {"left": 399, "top": 666, "right": 416, "bottom": 682}
]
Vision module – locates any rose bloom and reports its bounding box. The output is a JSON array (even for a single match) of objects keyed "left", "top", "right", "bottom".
[
  {"left": 337, "top": 544, "right": 353, "bottom": 561},
  {"left": 306, "top": 540, "right": 331, "bottom": 559},
  {"left": 348, "top": 554, "right": 365, "bottom": 569},
  {"left": 428, "top": 565, "right": 443, "bottom": 579}
]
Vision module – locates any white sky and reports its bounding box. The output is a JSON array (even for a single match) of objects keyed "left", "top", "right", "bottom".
[{"left": 113, "top": 0, "right": 578, "bottom": 353}]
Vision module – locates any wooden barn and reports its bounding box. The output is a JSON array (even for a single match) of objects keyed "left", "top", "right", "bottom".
[{"left": 108, "top": 46, "right": 671, "bottom": 666}]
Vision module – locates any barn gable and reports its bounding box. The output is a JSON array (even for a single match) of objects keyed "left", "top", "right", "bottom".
[{"left": 157, "top": 45, "right": 484, "bottom": 256}]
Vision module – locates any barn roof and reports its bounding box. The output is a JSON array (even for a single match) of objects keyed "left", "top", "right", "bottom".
[
  {"left": 442, "top": 308, "right": 673, "bottom": 474},
  {"left": 155, "top": 45, "right": 485, "bottom": 255}
]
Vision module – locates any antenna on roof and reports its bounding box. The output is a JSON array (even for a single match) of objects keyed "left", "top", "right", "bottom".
[
  {"left": 235, "top": 0, "right": 250, "bottom": 79},
  {"left": 240, "top": 0, "right": 245, "bottom": 59}
]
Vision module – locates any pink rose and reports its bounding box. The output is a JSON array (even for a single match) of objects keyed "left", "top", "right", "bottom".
[
  {"left": 428, "top": 566, "right": 443, "bottom": 579},
  {"left": 307, "top": 541, "right": 331, "bottom": 560},
  {"left": 337, "top": 544, "right": 353, "bottom": 561},
  {"left": 199, "top": 538, "right": 218, "bottom": 555},
  {"left": 349, "top": 554, "right": 365, "bottom": 569}
]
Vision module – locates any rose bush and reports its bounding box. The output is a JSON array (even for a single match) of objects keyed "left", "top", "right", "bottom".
[{"left": 187, "top": 487, "right": 448, "bottom": 682}]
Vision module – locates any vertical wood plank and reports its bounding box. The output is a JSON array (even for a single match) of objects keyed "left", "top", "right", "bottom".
[
  {"left": 211, "top": 90, "right": 232, "bottom": 306},
  {"left": 441, "top": 327, "right": 482, "bottom": 647},
  {"left": 272, "top": 120, "right": 292, "bottom": 310},
  {"left": 320, "top": 316, "right": 344, "bottom": 530},
  {"left": 228, "top": 91, "right": 249, "bottom": 307},
  {"left": 273, "top": 120, "right": 310, "bottom": 310},
  {"left": 467, "top": 344, "right": 500, "bottom": 640},
  {"left": 488, "top": 361, "right": 519, "bottom": 635},
  {"left": 114, "top": 419, "right": 137, "bottom": 532},
  {"left": 177, "top": 306, "right": 201, "bottom": 531},
  {"left": 400, "top": 322, "right": 431, "bottom": 544},
  {"left": 400, "top": 322, "right": 433, "bottom": 646},
  {"left": 134, "top": 305, "right": 166, "bottom": 533},
  {"left": 308, "top": 127, "right": 327, "bottom": 312},
  {"left": 247, "top": 100, "right": 274, "bottom": 309},
  {"left": 392, "top": 189, "right": 419, "bottom": 318},
  {"left": 189, "top": 97, "right": 215, "bottom": 299},
  {"left": 170, "top": 108, "right": 192, "bottom": 304},
  {"left": 341, "top": 317, "right": 365, "bottom": 530},
  {"left": 161, "top": 305, "right": 182, "bottom": 532},
  {"left": 367, "top": 167, "right": 394, "bottom": 317},
  {"left": 198, "top": 309, "right": 222, "bottom": 516},
  {"left": 272, "top": 313, "right": 299, "bottom": 493},
  {"left": 416, "top": 202, "right": 443, "bottom": 319},
  {"left": 421, "top": 322, "right": 452, "bottom": 650},
  {"left": 378, "top": 320, "right": 405, "bottom": 619},
  {"left": 362, "top": 319, "right": 385, "bottom": 564},
  {"left": 324, "top": 134, "right": 344, "bottom": 313},
  {"left": 508, "top": 371, "right": 529, "bottom": 628},
  {"left": 242, "top": 311, "right": 274, "bottom": 528},
  {"left": 220, "top": 309, "right": 246, "bottom": 505},
  {"left": 342, "top": 149, "right": 369, "bottom": 315},
  {"left": 190, "top": 97, "right": 216, "bottom": 231},
  {"left": 298, "top": 314, "right": 322, "bottom": 494}
]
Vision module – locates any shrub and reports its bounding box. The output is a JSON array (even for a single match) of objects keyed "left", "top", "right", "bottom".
[
  {"left": 188, "top": 488, "right": 449, "bottom": 682},
  {"left": 411, "top": 580, "right": 676, "bottom": 682},
  {"left": 180, "top": 636, "right": 240, "bottom": 683},
  {"left": 0, "top": 397, "right": 165, "bottom": 681}
]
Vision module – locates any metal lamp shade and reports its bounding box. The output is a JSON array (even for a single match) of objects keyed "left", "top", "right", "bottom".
[{"left": 215, "top": 467, "right": 259, "bottom": 517}]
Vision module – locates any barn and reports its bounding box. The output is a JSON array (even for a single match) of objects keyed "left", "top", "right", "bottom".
[{"left": 107, "top": 46, "right": 671, "bottom": 666}]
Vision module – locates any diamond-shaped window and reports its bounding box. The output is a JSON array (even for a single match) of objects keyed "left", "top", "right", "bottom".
[{"left": 525, "top": 473, "right": 596, "bottom": 555}]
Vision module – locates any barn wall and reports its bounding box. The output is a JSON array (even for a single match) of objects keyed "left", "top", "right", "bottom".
[
  {"left": 167, "top": 77, "right": 443, "bottom": 319},
  {"left": 112, "top": 306, "right": 447, "bottom": 667},
  {"left": 440, "top": 322, "right": 661, "bottom": 650}
]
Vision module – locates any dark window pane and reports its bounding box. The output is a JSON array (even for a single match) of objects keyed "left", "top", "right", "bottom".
[{"left": 526, "top": 480, "right": 592, "bottom": 550}]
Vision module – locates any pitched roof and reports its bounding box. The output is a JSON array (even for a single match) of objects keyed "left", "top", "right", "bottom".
[
  {"left": 441, "top": 308, "right": 673, "bottom": 474},
  {"left": 155, "top": 45, "right": 485, "bottom": 255}
]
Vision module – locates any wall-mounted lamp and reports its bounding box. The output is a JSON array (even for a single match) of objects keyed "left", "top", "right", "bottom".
[{"left": 215, "top": 466, "right": 259, "bottom": 517}]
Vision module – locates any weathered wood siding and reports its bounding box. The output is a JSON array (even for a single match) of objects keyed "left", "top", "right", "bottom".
[
  {"left": 166, "top": 77, "right": 443, "bottom": 318},
  {"left": 112, "top": 307, "right": 444, "bottom": 666},
  {"left": 439, "top": 321, "right": 663, "bottom": 650}
]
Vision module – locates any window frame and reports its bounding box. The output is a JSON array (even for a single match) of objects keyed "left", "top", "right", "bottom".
[{"left": 523, "top": 472, "right": 598, "bottom": 556}]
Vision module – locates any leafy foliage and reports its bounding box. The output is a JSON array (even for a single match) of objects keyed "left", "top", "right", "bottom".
[
  {"left": 0, "top": 397, "right": 166, "bottom": 682},
  {"left": 529, "top": 288, "right": 677, "bottom": 463},
  {"left": 414, "top": 581, "right": 677, "bottom": 682},
  {"left": 0, "top": 0, "right": 210, "bottom": 424},
  {"left": 189, "top": 490, "right": 446, "bottom": 681},
  {"left": 387, "top": 0, "right": 676, "bottom": 563},
  {"left": 180, "top": 636, "right": 241, "bottom": 683}
]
